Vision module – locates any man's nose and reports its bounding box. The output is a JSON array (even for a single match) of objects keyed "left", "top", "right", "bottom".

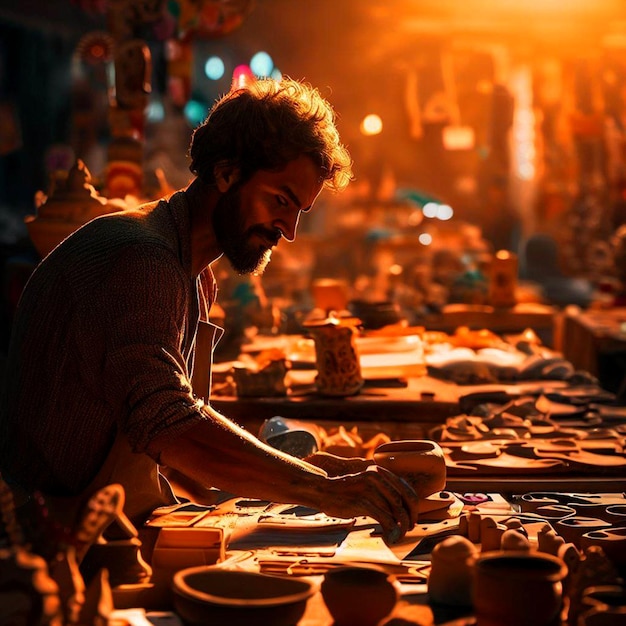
[{"left": 279, "top": 210, "right": 301, "bottom": 242}]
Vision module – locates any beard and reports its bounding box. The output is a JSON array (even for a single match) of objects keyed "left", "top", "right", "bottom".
[{"left": 212, "top": 184, "right": 280, "bottom": 275}]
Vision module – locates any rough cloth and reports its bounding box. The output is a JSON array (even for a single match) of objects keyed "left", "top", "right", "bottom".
[{"left": 0, "top": 191, "right": 216, "bottom": 510}]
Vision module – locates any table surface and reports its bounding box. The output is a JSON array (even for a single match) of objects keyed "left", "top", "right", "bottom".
[{"left": 136, "top": 489, "right": 626, "bottom": 626}]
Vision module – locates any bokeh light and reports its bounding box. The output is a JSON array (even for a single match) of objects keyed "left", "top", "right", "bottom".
[
  {"left": 422, "top": 202, "right": 438, "bottom": 218},
  {"left": 250, "top": 51, "right": 273, "bottom": 77},
  {"left": 271, "top": 67, "right": 283, "bottom": 81},
  {"left": 184, "top": 99, "right": 207, "bottom": 127},
  {"left": 146, "top": 99, "right": 165, "bottom": 122},
  {"left": 360, "top": 114, "right": 383, "bottom": 136},
  {"left": 436, "top": 204, "right": 454, "bottom": 220},
  {"left": 418, "top": 233, "right": 433, "bottom": 246},
  {"left": 232, "top": 64, "right": 255, "bottom": 90},
  {"left": 204, "top": 55, "right": 225, "bottom": 80}
]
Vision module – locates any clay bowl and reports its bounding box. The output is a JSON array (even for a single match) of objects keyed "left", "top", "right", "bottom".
[
  {"left": 373, "top": 439, "right": 446, "bottom": 498},
  {"left": 604, "top": 505, "right": 626, "bottom": 525},
  {"left": 555, "top": 516, "right": 613, "bottom": 548},
  {"left": 172, "top": 566, "right": 317, "bottom": 626},
  {"left": 321, "top": 564, "right": 400, "bottom": 626},
  {"left": 581, "top": 526, "right": 626, "bottom": 571},
  {"left": 533, "top": 504, "right": 577, "bottom": 521},
  {"left": 518, "top": 492, "right": 598, "bottom": 513}
]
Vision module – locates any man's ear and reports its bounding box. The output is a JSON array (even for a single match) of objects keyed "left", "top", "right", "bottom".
[{"left": 214, "top": 163, "right": 240, "bottom": 192}]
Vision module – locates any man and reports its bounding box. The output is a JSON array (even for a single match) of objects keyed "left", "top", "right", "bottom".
[{"left": 1, "top": 78, "right": 418, "bottom": 545}]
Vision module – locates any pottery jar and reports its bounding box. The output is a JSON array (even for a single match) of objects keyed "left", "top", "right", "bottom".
[
  {"left": 373, "top": 439, "right": 447, "bottom": 498},
  {"left": 320, "top": 564, "right": 400, "bottom": 626},
  {"left": 303, "top": 316, "right": 363, "bottom": 397},
  {"left": 472, "top": 551, "right": 568, "bottom": 626}
]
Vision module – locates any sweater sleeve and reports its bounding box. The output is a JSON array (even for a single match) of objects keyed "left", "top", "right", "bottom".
[{"left": 95, "top": 243, "right": 207, "bottom": 456}]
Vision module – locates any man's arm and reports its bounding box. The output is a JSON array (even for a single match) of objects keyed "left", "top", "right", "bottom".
[{"left": 151, "top": 404, "right": 419, "bottom": 544}]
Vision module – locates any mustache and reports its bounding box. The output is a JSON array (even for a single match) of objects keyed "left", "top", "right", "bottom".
[{"left": 248, "top": 225, "right": 282, "bottom": 246}]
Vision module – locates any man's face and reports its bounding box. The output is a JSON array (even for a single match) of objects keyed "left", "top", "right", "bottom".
[{"left": 212, "top": 155, "right": 324, "bottom": 275}]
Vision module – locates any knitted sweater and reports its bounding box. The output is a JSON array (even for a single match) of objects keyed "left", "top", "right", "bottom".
[{"left": 0, "top": 191, "right": 215, "bottom": 499}]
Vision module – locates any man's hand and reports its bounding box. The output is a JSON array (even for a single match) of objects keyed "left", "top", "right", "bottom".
[
  {"left": 317, "top": 464, "right": 420, "bottom": 545},
  {"left": 304, "top": 450, "right": 373, "bottom": 477}
]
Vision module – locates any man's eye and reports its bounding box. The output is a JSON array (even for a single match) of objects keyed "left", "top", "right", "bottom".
[{"left": 276, "top": 195, "right": 288, "bottom": 207}]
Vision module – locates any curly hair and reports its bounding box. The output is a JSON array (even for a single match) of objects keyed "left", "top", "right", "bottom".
[{"left": 188, "top": 77, "right": 353, "bottom": 192}]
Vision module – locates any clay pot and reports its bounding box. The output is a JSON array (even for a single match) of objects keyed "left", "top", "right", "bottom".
[
  {"left": 473, "top": 551, "right": 568, "bottom": 626},
  {"left": 320, "top": 564, "right": 400, "bottom": 626},
  {"left": 373, "top": 439, "right": 447, "bottom": 498}
]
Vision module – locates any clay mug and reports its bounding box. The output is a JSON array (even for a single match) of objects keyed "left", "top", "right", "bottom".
[
  {"left": 472, "top": 551, "right": 567, "bottom": 626},
  {"left": 373, "top": 439, "right": 446, "bottom": 498},
  {"left": 320, "top": 564, "right": 400, "bottom": 626}
]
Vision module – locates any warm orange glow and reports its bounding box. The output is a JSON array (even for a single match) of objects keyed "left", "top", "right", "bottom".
[{"left": 360, "top": 114, "right": 383, "bottom": 136}]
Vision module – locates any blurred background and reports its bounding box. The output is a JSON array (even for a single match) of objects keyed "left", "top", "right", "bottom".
[{"left": 3, "top": 0, "right": 626, "bottom": 356}]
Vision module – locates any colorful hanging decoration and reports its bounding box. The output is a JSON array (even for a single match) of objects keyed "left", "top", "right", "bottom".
[{"left": 177, "top": 0, "right": 256, "bottom": 41}]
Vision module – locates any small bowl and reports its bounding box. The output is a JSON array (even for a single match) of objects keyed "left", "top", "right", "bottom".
[
  {"left": 556, "top": 517, "right": 613, "bottom": 548},
  {"left": 172, "top": 566, "right": 317, "bottom": 626},
  {"left": 321, "top": 564, "right": 400, "bottom": 626},
  {"left": 373, "top": 439, "right": 446, "bottom": 498}
]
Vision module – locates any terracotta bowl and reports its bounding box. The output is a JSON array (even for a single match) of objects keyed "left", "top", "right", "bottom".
[
  {"left": 172, "top": 566, "right": 317, "bottom": 626},
  {"left": 556, "top": 516, "right": 613, "bottom": 548},
  {"left": 321, "top": 564, "right": 400, "bottom": 626},
  {"left": 581, "top": 526, "right": 626, "bottom": 571},
  {"left": 373, "top": 439, "right": 446, "bottom": 498}
]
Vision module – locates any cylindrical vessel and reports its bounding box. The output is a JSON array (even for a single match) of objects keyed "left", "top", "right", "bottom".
[
  {"left": 473, "top": 551, "right": 567, "bottom": 626},
  {"left": 304, "top": 316, "right": 363, "bottom": 397},
  {"left": 488, "top": 250, "right": 518, "bottom": 308}
]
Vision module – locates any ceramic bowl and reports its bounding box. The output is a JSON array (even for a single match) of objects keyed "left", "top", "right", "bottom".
[
  {"left": 321, "top": 564, "right": 400, "bottom": 626},
  {"left": 581, "top": 526, "right": 626, "bottom": 571},
  {"left": 172, "top": 566, "right": 317, "bottom": 626},
  {"left": 373, "top": 439, "right": 446, "bottom": 498},
  {"left": 556, "top": 516, "right": 613, "bottom": 548}
]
